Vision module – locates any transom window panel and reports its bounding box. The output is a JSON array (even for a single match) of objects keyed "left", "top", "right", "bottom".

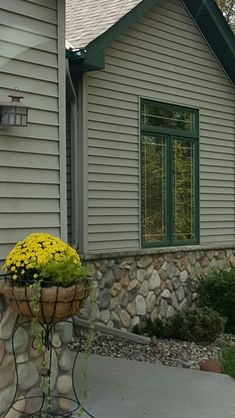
[
  {"left": 141, "top": 100, "right": 199, "bottom": 248},
  {"left": 142, "top": 102, "right": 197, "bottom": 134}
]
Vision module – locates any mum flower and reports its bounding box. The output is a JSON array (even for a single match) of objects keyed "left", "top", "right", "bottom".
[{"left": 3, "top": 233, "right": 83, "bottom": 287}]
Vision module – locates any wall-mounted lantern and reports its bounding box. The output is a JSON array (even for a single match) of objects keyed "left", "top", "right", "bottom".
[{"left": 0, "top": 88, "right": 29, "bottom": 127}]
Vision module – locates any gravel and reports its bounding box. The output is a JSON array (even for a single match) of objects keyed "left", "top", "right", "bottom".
[{"left": 69, "top": 332, "right": 231, "bottom": 370}]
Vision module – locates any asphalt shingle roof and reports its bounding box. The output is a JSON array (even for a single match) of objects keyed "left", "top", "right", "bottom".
[{"left": 66, "top": 0, "right": 142, "bottom": 49}]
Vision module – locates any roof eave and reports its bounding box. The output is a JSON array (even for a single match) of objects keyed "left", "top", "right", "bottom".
[
  {"left": 184, "top": 0, "right": 235, "bottom": 86},
  {"left": 67, "top": 0, "right": 235, "bottom": 85},
  {"left": 78, "top": 0, "right": 161, "bottom": 71}
]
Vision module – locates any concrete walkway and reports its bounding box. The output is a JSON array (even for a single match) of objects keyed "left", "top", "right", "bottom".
[{"left": 74, "top": 354, "right": 235, "bottom": 418}]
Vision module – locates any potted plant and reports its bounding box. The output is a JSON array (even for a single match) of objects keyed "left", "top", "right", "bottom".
[{"left": 2, "top": 233, "right": 89, "bottom": 325}]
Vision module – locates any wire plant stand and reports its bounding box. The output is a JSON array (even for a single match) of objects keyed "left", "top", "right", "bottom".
[
  {"left": 3, "top": 318, "right": 83, "bottom": 418},
  {"left": 1, "top": 276, "right": 95, "bottom": 418}
]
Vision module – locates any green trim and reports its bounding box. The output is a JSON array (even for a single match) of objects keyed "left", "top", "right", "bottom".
[
  {"left": 140, "top": 99, "right": 200, "bottom": 249},
  {"left": 67, "top": 49, "right": 105, "bottom": 73},
  {"left": 68, "top": 0, "right": 235, "bottom": 84},
  {"left": 184, "top": 0, "right": 235, "bottom": 85},
  {"left": 83, "top": 0, "right": 161, "bottom": 70}
]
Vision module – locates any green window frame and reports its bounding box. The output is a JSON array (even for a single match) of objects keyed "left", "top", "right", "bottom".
[{"left": 141, "top": 99, "right": 199, "bottom": 248}]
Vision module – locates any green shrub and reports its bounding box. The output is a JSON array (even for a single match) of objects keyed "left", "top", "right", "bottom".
[
  {"left": 220, "top": 343, "right": 235, "bottom": 379},
  {"left": 132, "top": 324, "right": 142, "bottom": 335},
  {"left": 133, "top": 308, "right": 224, "bottom": 343},
  {"left": 197, "top": 269, "right": 235, "bottom": 333},
  {"left": 132, "top": 318, "right": 169, "bottom": 338},
  {"left": 167, "top": 307, "right": 224, "bottom": 342}
]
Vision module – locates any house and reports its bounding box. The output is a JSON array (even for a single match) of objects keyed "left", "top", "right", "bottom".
[
  {"left": 66, "top": 0, "right": 235, "bottom": 329},
  {"left": 0, "top": 0, "right": 66, "bottom": 269}
]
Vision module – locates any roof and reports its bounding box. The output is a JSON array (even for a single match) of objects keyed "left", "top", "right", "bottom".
[
  {"left": 66, "top": 0, "right": 235, "bottom": 85},
  {"left": 66, "top": 0, "right": 142, "bottom": 50}
]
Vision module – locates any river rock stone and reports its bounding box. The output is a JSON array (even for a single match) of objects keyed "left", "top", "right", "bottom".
[
  {"left": 57, "top": 375, "right": 72, "bottom": 395},
  {"left": 100, "top": 309, "right": 110, "bottom": 324},
  {"left": 145, "top": 264, "right": 154, "bottom": 279},
  {"left": 0, "top": 384, "right": 16, "bottom": 415},
  {"left": 161, "top": 261, "right": 168, "bottom": 271},
  {"left": 0, "top": 340, "right": 5, "bottom": 364},
  {"left": 18, "top": 361, "right": 39, "bottom": 390},
  {"left": 131, "top": 316, "right": 140, "bottom": 328},
  {"left": 119, "top": 289, "right": 128, "bottom": 307},
  {"left": 149, "top": 270, "right": 161, "bottom": 290},
  {"left": 137, "top": 256, "right": 152, "bottom": 269},
  {"left": 16, "top": 353, "right": 29, "bottom": 363},
  {"left": 136, "top": 269, "right": 146, "bottom": 283},
  {"left": 192, "top": 292, "right": 198, "bottom": 301},
  {"left": 6, "top": 326, "right": 29, "bottom": 354},
  {"left": 180, "top": 298, "right": 188, "bottom": 311},
  {"left": 99, "top": 289, "right": 111, "bottom": 309},
  {"left": 120, "top": 270, "right": 129, "bottom": 288},
  {"left": 171, "top": 293, "right": 179, "bottom": 310},
  {"left": 0, "top": 355, "right": 15, "bottom": 390},
  {"left": 150, "top": 307, "right": 158, "bottom": 321},
  {"left": 0, "top": 294, "right": 6, "bottom": 312},
  {"left": 139, "top": 281, "right": 149, "bottom": 297},
  {"left": 180, "top": 270, "right": 188, "bottom": 282},
  {"left": 176, "top": 286, "right": 185, "bottom": 303},
  {"left": 159, "top": 299, "right": 168, "bottom": 318},
  {"left": 161, "top": 289, "right": 171, "bottom": 300},
  {"left": 95, "top": 270, "right": 102, "bottom": 281},
  {"left": 166, "top": 306, "right": 175, "bottom": 318},
  {"left": 56, "top": 321, "right": 73, "bottom": 344},
  {"left": 120, "top": 310, "right": 131, "bottom": 328},
  {"left": 230, "top": 254, "right": 235, "bottom": 268},
  {"left": 0, "top": 307, "right": 18, "bottom": 340},
  {"left": 146, "top": 292, "right": 156, "bottom": 314},
  {"left": 166, "top": 263, "right": 176, "bottom": 279},
  {"left": 110, "top": 283, "right": 121, "bottom": 297},
  {"left": 25, "top": 388, "right": 43, "bottom": 414},
  {"left": 109, "top": 297, "right": 118, "bottom": 311},
  {"left": 5, "top": 397, "right": 26, "bottom": 418},
  {"left": 172, "top": 277, "right": 180, "bottom": 290},
  {"left": 59, "top": 348, "right": 72, "bottom": 372},
  {"left": 127, "top": 280, "right": 139, "bottom": 292},
  {"left": 135, "top": 295, "right": 146, "bottom": 316},
  {"left": 111, "top": 312, "right": 121, "bottom": 329},
  {"left": 52, "top": 332, "right": 62, "bottom": 349},
  {"left": 127, "top": 301, "right": 136, "bottom": 317},
  {"left": 100, "top": 270, "right": 115, "bottom": 289},
  {"left": 59, "top": 398, "right": 70, "bottom": 412}
]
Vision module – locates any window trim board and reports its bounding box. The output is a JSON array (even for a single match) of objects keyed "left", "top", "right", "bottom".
[{"left": 140, "top": 98, "right": 200, "bottom": 249}]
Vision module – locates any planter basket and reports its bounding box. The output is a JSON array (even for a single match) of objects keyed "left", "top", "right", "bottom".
[{"left": 3, "top": 281, "right": 88, "bottom": 325}]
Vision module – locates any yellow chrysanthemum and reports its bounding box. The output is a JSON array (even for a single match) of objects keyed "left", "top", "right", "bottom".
[{"left": 3, "top": 233, "right": 82, "bottom": 284}]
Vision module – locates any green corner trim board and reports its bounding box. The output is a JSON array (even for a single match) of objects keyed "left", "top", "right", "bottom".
[{"left": 67, "top": 0, "right": 235, "bottom": 85}]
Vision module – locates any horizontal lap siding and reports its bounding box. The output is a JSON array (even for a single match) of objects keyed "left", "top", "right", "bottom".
[
  {"left": 86, "top": 0, "right": 235, "bottom": 253},
  {"left": 0, "top": 0, "right": 62, "bottom": 263}
]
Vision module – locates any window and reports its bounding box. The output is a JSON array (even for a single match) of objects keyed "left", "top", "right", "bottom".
[{"left": 141, "top": 100, "right": 199, "bottom": 247}]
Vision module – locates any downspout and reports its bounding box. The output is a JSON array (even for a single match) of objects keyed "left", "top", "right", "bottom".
[{"left": 66, "top": 59, "right": 79, "bottom": 249}]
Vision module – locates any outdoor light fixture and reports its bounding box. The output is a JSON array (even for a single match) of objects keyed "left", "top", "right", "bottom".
[{"left": 0, "top": 88, "right": 29, "bottom": 127}]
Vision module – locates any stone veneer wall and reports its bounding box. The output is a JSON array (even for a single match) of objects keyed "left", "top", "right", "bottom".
[
  {"left": 0, "top": 295, "right": 73, "bottom": 418},
  {"left": 80, "top": 247, "right": 235, "bottom": 330}
]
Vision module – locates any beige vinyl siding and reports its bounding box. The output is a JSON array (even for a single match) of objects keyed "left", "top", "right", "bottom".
[
  {"left": 0, "top": 0, "right": 65, "bottom": 264},
  {"left": 86, "top": 0, "right": 235, "bottom": 253}
]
